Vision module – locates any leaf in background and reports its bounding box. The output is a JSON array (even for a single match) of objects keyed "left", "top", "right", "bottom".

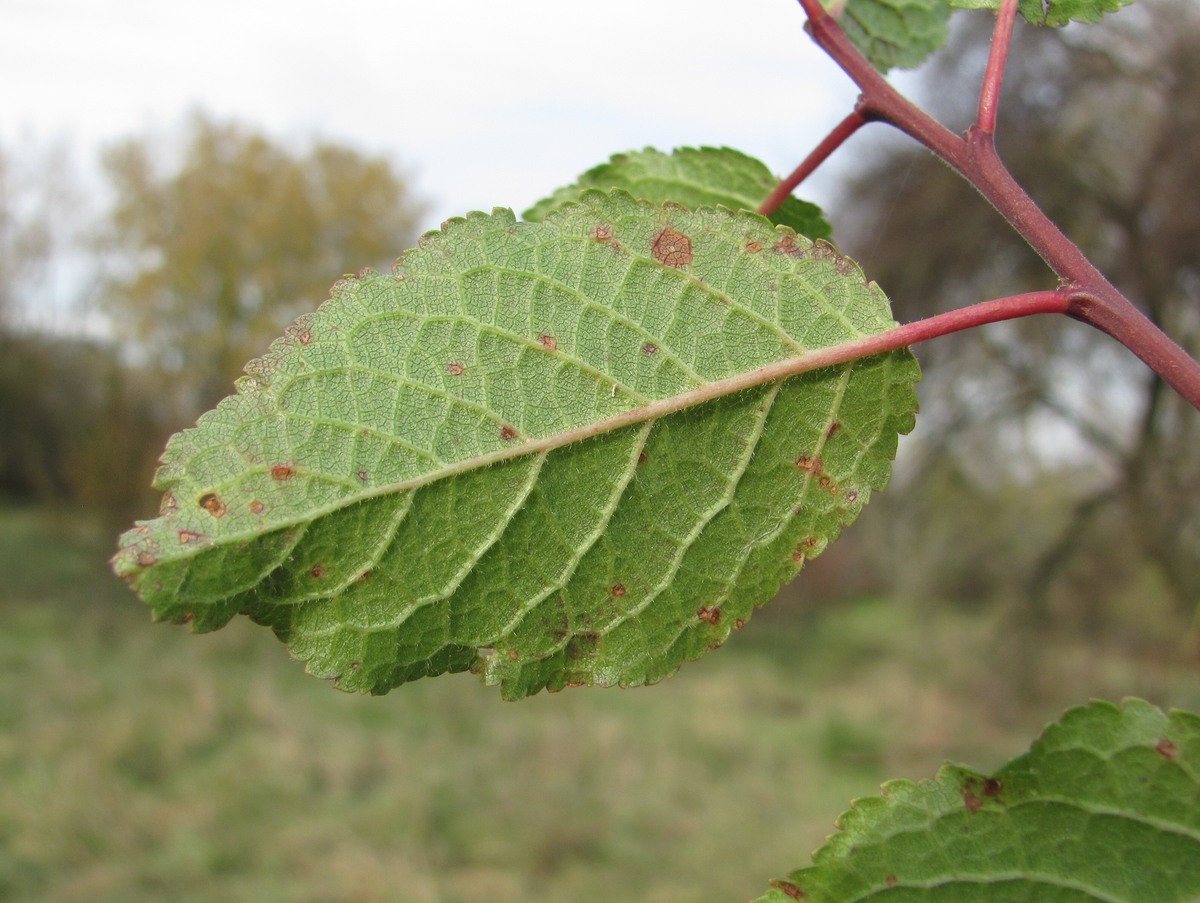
[
  {"left": 113, "top": 189, "right": 918, "bottom": 700},
  {"left": 523, "top": 146, "right": 831, "bottom": 241},
  {"left": 950, "top": 0, "right": 1137, "bottom": 27},
  {"left": 822, "top": 0, "right": 952, "bottom": 72},
  {"left": 757, "top": 698, "right": 1200, "bottom": 902}
]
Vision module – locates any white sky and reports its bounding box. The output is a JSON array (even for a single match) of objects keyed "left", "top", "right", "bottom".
[{"left": 1, "top": 0, "right": 866, "bottom": 226}]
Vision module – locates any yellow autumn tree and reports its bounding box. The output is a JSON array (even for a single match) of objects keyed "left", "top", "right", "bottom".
[{"left": 97, "top": 112, "right": 425, "bottom": 413}]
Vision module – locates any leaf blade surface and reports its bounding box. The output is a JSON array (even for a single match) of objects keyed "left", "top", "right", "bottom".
[
  {"left": 524, "top": 146, "right": 831, "bottom": 240},
  {"left": 114, "top": 191, "right": 918, "bottom": 698},
  {"left": 757, "top": 698, "right": 1200, "bottom": 902}
]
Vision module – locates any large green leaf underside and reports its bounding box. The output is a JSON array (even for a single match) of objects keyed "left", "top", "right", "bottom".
[
  {"left": 822, "top": 0, "right": 952, "bottom": 71},
  {"left": 524, "top": 146, "right": 831, "bottom": 242},
  {"left": 758, "top": 698, "right": 1200, "bottom": 902},
  {"left": 950, "top": 0, "right": 1136, "bottom": 27},
  {"left": 113, "top": 191, "right": 918, "bottom": 700}
]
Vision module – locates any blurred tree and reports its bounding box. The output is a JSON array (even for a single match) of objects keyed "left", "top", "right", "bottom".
[
  {"left": 96, "top": 113, "right": 425, "bottom": 412},
  {"left": 0, "top": 331, "right": 167, "bottom": 525},
  {"left": 0, "top": 142, "right": 76, "bottom": 329},
  {"left": 831, "top": 0, "right": 1200, "bottom": 661}
]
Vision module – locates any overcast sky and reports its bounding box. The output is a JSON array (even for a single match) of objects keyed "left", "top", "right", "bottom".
[{"left": 0, "top": 0, "right": 877, "bottom": 222}]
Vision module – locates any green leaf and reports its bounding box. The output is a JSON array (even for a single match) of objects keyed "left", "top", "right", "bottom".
[
  {"left": 757, "top": 698, "right": 1200, "bottom": 902},
  {"left": 949, "top": 0, "right": 1136, "bottom": 27},
  {"left": 113, "top": 190, "right": 918, "bottom": 700},
  {"left": 523, "top": 146, "right": 831, "bottom": 241},
  {"left": 822, "top": 0, "right": 952, "bottom": 72}
]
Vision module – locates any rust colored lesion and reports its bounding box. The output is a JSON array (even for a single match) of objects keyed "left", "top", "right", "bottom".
[
  {"left": 499, "top": 425, "right": 519, "bottom": 442},
  {"left": 538, "top": 333, "right": 558, "bottom": 352},
  {"left": 963, "top": 787, "right": 983, "bottom": 814},
  {"left": 770, "top": 879, "right": 806, "bottom": 900},
  {"left": 794, "top": 454, "right": 823, "bottom": 475},
  {"left": 697, "top": 606, "right": 722, "bottom": 626},
  {"left": 610, "top": 583, "right": 627, "bottom": 598},
  {"left": 270, "top": 464, "right": 296, "bottom": 481},
  {"left": 447, "top": 362, "right": 465, "bottom": 376},
  {"left": 592, "top": 224, "right": 614, "bottom": 242},
  {"left": 772, "top": 235, "right": 807, "bottom": 258},
  {"left": 198, "top": 492, "right": 226, "bottom": 517},
  {"left": 651, "top": 227, "right": 693, "bottom": 268}
]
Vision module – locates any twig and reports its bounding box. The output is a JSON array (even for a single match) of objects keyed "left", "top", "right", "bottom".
[
  {"left": 759, "top": 112, "right": 867, "bottom": 217},
  {"left": 792, "top": 0, "right": 1200, "bottom": 411},
  {"left": 978, "top": 0, "right": 1020, "bottom": 134}
]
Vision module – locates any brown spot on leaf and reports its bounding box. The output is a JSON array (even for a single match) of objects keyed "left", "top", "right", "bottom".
[
  {"left": 353, "top": 570, "right": 371, "bottom": 584},
  {"left": 249, "top": 500, "right": 266, "bottom": 515},
  {"left": 697, "top": 606, "right": 721, "bottom": 626},
  {"left": 178, "top": 530, "right": 204, "bottom": 545},
  {"left": 447, "top": 362, "right": 465, "bottom": 376},
  {"left": 310, "top": 564, "right": 327, "bottom": 579},
  {"left": 180, "top": 613, "right": 195, "bottom": 625},
  {"left": 770, "top": 879, "right": 806, "bottom": 899},
  {"left": 357, "top": 470, "right": 369, "bottom": 482},
  {"left": 886, "top": 875, "right": 898, "bottom": 888},
  {"left": 845, "top": 489, "right": 859, "bottom": 503},
  {"left": 350, "top": 661, "right": 360, "bottom": 671},
  {"left": 271, "top": 464, "right": 295, "bottom": 481},
  {"left": 772, "top": 235, "right": 807, "bottom": 258},
  {"left": 538, "top": 333, "right": 558, "bottom": 352},
  {"left": 566, "top": 631, "right": 602, "bottom": 662},
  {"left": 637, "top": 451, "right": 649, "bottom": 466},
  {"left": 592, "top": 224, "right": 613, "bottom": 241},
  {"left": 137, "top": 551, "right": 158, "bottom": 568},
  {"left": 819, "top": 475, "right": 838, "bottom": 495},
  {"left": 159, "top": 492, "right": 179, "bottom": 515},
  {"left": 641, "top": 342, "right": 658, "bottom": 355},
  {"left": 794, "top": 454, "right": 823, "bottom": 475},
  {"left": 826, "top": 421, "right": 842, "bottom": 439},
  {"left": 735, "top": 618, "right": 746, "bottom": 631},
  {"left": 651, "top": 227, "right": 693, "bottom": 268},
  {"left": 500, "top": 425, "right": 519, "bottom": 442},
  {"left": 198, "top": 493, "right": 226, "bottom": 517},
  {"left": 963, "top": 788, "right": 983, "bottom": 814},
  {"left": 983, "top": 778, "right": 1003, "bottom": 798},
  {"left": 507, "top": 649, "right": 519, "bottom": 661},
  {"left": 1156, "top": 737, "right": 1179, "bottom": 759},
  {"left": 610, "top": 583, "right": 627, "bottom": 598},
  {"left": 295, "top": 328, "right": 312, "bottom": 345},
  {"left": 745, "top": 241, "right": 762, "bottom": 253}
]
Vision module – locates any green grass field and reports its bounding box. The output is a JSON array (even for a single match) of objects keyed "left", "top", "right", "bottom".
[{"left": 2, "top": 506, "right": 1197, "bottom": 902}]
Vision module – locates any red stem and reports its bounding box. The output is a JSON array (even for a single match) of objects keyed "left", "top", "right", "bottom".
[
  {"left": 876, "top": 290, "right": 1069, "bottom": 352},
  {"left": 978, "top": 0, "right": 1019, "bottom": 133},
  {"left": 759, "top": 112, "right": 867, "bottom": 217},
  {"left": 794, "top": 0, "right": 1200, "bottom": 411}
]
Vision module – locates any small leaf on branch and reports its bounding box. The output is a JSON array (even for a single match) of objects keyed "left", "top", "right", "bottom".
[
  {"left": 524, "top": 146, "right": 831, "bottom": 240},
  {"left": 949, "top": 0, "right": 1137, "bottom": 27},
  {"left": 821, "top": 0, "right": 952, "bottom": 71},
  {"left": 113, "top": 189, "right": 918, "bottom": 699},
  {"left": 757, "top": 698, "right": 1200, "bottom": 902}
]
